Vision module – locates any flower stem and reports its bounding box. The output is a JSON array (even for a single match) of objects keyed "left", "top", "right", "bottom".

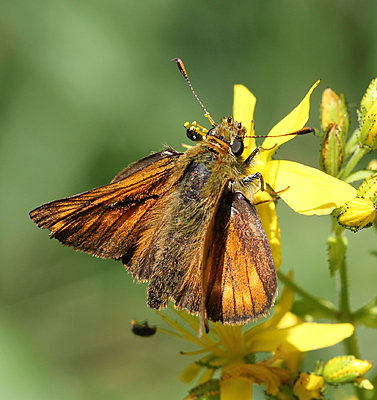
[
  {"left": 335, "top": 229, "right": 368, "bottom": 399},
  {"left": 344, "top": 128, "right": 360, "bottom": 158},
  {"left": 337, "top": 145, "right": 368, "bottom": 180},
  {"left": 277, "top": 271, "right": 337, "bottom": 318},
  {"left": 338, "top": 254, "right": 351, "bottom": 322}
]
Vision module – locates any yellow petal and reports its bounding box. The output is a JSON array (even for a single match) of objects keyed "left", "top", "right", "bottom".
[
  {"left": 248, "top": 276, "right": 295, "bottom": 339},
  {"left": 220, "top": 376, "right": 253, "bottom": 400},
  {"left": 222, "top": 363, "right": 291, "bottom": 396},
  {"left": 275, "top": 342, "right": 303, "bottom": 373},
  {"left": 260, "top": 80, "right": 320, "bottom": 164},
  {"left": 179, "top": 363, "right": 202, "bottom": 383},
  {"left": 253, "top": 190, "right": 282, "bottom": 268},
  {"left": 233, "top": 84, "right": 256, "bottom": 157},
  {"left": 277, "top": 311, "right": 301, "bottom": 329},
  {"left": 248, "top": 322, "right": 353, "bottom": 353},
  {"left": 287, "top": 322, "right": 354, "bottom": 352},
  {"left": 198, "top": 368, "right": 216, "bottom": 384},
  {"left": 264, "top": 160, "right": 357, "bottom": 215}
]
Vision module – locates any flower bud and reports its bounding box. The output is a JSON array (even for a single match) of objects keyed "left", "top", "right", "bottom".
[
  {"left": 321, "top": 89, "right": 349, "bottom": 136},
  {"left": 293, "top": 372, "right": 325, "bottom": 400},
  {"left": 185, "top": 379, "right": 220, "bottom": 400},
  {"left": 358, "top": 174, "right": 377, "bottom": 204},
  {"left": 354, "top": 376, "right": 374, "bottom": 390},
  {"left": 359, "top": 100, "right": 377, "bottom": 150},
  {"left": 367, "top": 159, "right": 377, "bottom": 171},
  {"left": 320, "top": 123, "right": 344, "bottom": 176},
  {"left": 323, "top": 356, "right": 372, "bottom": 385},
  {"left": 361, "top": 78, "right": 377, "bottom": 111},
  {"left": 336, "top": 173, "right": 377, "bottom": 231},
  {"left": 337, "top": 197, "right": 376, "bottom": 231},
  {"left": 359, "top": 78, "right": 377, "bottom": 150}
]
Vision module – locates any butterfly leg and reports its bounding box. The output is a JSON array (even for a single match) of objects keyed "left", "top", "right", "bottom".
[
  {"left": 242, "top": 172, "right": 265, "bottom": 191},
  {"left": 243, "top": 146, "right": 260, "bottom": 166}
]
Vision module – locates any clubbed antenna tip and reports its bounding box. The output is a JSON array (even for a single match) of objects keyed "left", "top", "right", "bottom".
[{"left": 171, "top": 58, "right": 216, "bottom": 126}]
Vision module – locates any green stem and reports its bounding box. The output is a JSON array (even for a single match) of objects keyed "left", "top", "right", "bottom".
[
  {"left": 277, "top": 271, "right": 337, "bottom": 319},
  {"left": 338, "top": 255, "right": 352, "bottom": 322},
  {"left": 335, "top": 231, "right": 367, "bottom": 399},
  {"left": 344, "top": 128, "right": 360, "bottom": 158},
  {"left": 369, "top": 370, "right": 377, "bottom": 400},
  {"left": 337, "top": 145, "right": 368, "bottom": 180}
]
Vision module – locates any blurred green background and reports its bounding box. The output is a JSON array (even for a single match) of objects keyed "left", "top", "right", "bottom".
[{"left": 1, "top": 0, "right": 377, "bottom": 399}]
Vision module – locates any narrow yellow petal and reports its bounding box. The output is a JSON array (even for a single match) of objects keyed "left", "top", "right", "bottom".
[
  {"left": 233, "top": 84, "right": 256, "bottom": 157},
  {"left": 248, "top": 322, "right": 353, "bottom": 353},
  {"left": 264, "top": 160, "right": 357, "bottom": 215},
  {"left": 277, "top": 311, "right": 301, "bottom": 329},
  {"left": 245, "top": 282, "right": 295, "bottom": 342},
  {"left": 285, "top": 322, "right": 354, "bottom": 351},
  {"left": 198, "top": 368, "right": 216, "bottom": 384},
  {"left": 260, "top": 80, "right": 320, "bottom": 163},
  {"left": 220, "top": 376, "right": 253, "bottom": 400},
  {"left": 253, "top": 191, "right": 282, "bottom": 268},
  {"left": 179, "top": 362, "right": 202, "bottom": 383}
]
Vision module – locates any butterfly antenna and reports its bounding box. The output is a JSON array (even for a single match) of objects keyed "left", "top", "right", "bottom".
[
  {"left": 172, "top": 58, "right": 216, "bottom": 126},
  {"left": 246, "top": 127, "right": 314, "bottom": 138}
]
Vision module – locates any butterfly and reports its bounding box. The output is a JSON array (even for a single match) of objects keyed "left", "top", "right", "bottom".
[{"left": 29, "top": 58, "right": 311, "bottom": 334}]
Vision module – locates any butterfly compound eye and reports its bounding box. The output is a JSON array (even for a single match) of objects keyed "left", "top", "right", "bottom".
[
  {"left": 186, "top": 128, "right": 203, "bottom": 142},
  {"left": 231, "top": 138, "right": 244, "bottom": 156}
]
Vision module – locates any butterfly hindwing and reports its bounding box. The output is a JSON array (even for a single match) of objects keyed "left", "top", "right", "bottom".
[
  {"left": 204, "top": 191, "right": 277, "bottom": 324},
  {"left": 29, "top": 148, "right": 182, "bottom": 260}
]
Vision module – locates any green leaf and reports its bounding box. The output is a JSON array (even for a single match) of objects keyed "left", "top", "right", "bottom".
[
  {"left": 345, "top": 169, "right": 376, "bottom": 184},
  {"left": 354, "top": 295, "right": 377, "bottom": 329}
]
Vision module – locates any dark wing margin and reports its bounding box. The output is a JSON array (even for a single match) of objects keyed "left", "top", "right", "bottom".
[
  {"left": 204, "top": 191, "right": 277, "bottom": 325},
  {"left": 29, "top": 148, "right": 182, "bottom": 259}
]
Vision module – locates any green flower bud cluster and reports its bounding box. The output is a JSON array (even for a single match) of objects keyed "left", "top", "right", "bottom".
[
  {"left": 359, "top": 78, "right": 377, "bottom": 151},
  {"left": 335, "top": 171, "right": 377, "bottom": 231},
  {"left": 293, "top": 356, "right": 373, "bottom": 400},
  {"left": 322, "top": 356, "right": 373, "bottom": 389},
  {"left": 320, "top": 89, "right": 349, "bottom": 176}
]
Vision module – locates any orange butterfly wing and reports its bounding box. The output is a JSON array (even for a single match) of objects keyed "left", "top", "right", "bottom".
[
  {"left": 204, "top": 191, "right": 277, "bottom": 324},
  {"left": 29, "top": 149, "right": 182, "bottom": 262}
]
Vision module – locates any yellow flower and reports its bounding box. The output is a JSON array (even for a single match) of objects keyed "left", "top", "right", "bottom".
[
  {"left": 337, "top": 197, "right": 376, "bottom": 231},
  {"left": 233, "top": 83, "right": 357, "bottom": 267},
  {"left": 293, "top": 372, "right": 325, "bottom": 400},
  {"left": 158, "top": 283, "right": 354, "bottom": 400}
]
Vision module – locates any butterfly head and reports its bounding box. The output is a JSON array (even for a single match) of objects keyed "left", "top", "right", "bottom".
[
  {"left": 208, "top": 116, "right": 246, "bottom": 157},
  {"left": 185, "top": 116, "right": 246, "bottom": 157}
]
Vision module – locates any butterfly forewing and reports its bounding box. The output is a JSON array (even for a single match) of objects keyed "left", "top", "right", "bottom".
[
  {"left": 29, "top": 149, "right": 182, "bottom": 259},
  {"left": 204, "top": 191, "right": 277, "bottom": 324}
]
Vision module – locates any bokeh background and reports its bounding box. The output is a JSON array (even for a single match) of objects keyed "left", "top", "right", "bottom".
[{"left": 1, "top": 1, "right": 377, "bottom": 399}]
